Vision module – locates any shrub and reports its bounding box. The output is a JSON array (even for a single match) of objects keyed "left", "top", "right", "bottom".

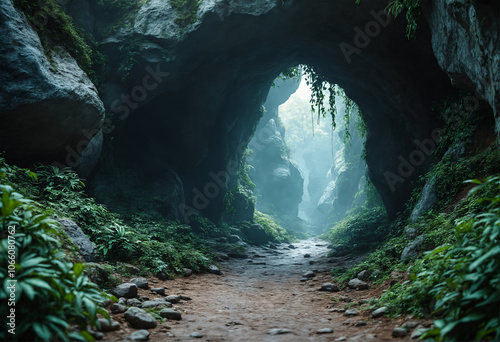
[
  {"left": 0, "top": 185, "right": 110, "bottom": 341},
  {"left": 254, "top": 210, "right": 292, "bottom": 243},
  {"left": 323, "top": 206, "right": 389, "bottom": 252}
]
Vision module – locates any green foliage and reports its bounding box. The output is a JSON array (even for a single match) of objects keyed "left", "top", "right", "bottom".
[
  {"left": 0, "top": 185, "right": 110, "bottom": 341},
  {"left": 323, "top": 207, "right": 389, "bottom": 252},
  {"left": 13, "top": 0, "right": 95, "bottom": 80},
  {"left": 117, "top": 38, "right": 143, "bottom": 82},
  {"left": 1, "top": 157, "right": 215, "bottom": 279},
  {"left": 386, "top": 0, "right": 421, "bottom": 39},
  {"left": 377, "top": 177, "right": 500, "bottom": 341},
  {"left": 254, "top": 210, "right": 292, "bottom": 243},
  {"left": 170, "top": 0, "right": 201, "bottom": 28}
]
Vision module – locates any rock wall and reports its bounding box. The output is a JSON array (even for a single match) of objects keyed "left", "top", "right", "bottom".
[
  {"left": 0, "top": 0, "right": 104, "bottom": 172},
  {"left": 425, "top": 0, "right": 500, "bottom": 132},
  {"left": 248, "top": 78, "right": 304, "bottom": 217}
]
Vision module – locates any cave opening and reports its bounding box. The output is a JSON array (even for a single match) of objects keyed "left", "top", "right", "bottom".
[{"left": 247, "top": 67, "right": 382, "bottom": 236}]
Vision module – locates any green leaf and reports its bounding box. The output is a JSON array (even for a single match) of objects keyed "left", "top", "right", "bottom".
[
  {"left": 74, "top": 263, "right": 85, "bottom": 278},
  {"left": 469, "top": 246, "right": 500, "bottom": 271}
]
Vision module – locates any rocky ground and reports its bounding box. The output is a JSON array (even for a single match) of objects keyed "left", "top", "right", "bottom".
[{"left": 98, "top": 239, "right": 431, "bottom": 341}]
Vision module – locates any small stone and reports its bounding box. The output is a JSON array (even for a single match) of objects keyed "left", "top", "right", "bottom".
[
  {"left": 316, "top": 328, "right": 333, "bottom": 334},
  {"left": 392, "top": 327, "right": 408, "bottom": 337},
  {"left": 308, "top": 260, "right": 315, "bottom": 265},
  {"left": 300, "top": 278, "right": 309, "bottom": 282},
  {"left": 319, "top": 283, "right": 340, "bottom": 292},
  {"left": 126, "top": 329, "right": 150, "bottom": 341},
  {"left": 337, "top": 309, "right": 346, "bottom": 313},
  {"left": 141, "top": 300, "right": 172, "bottom": 308},
  {"left": 335, "top": 337, "right": 347, "bottom": 341},
  {"left": 130, "top": 278, "right": 149, "bottom": 290},
  {"left": 124, "top": 307, "right": 158, "bottom": 329},
  {"left": 411, "top": 326, "right": 429, "bottom": 339},
  {"left": 288, "top": 244, "right": 296, "bottom": 249},
  {"left": 303, "top": 271, "right": 316, "bottom": 278},
  {"left": 371, "top": 306, "right": 388, "bottom": 318},
  {"left": 180, "top": 295, "right": 192, "bottom": 301},
  {"left": 183, "top": 268, "right": 193, "bottom": 277},
  {"left": 208, "top": 265, "right": 222, "bottom": 275},
  {"left": 342, "top": 321, "right": 350, "bottom": 325},
  {"left": 111, "top": 283, "right": 138, "bottom": 299},
  {"left": 303, "top": 254, "right": 311, "bottom": 258},
  {"left": 401, "top": 321, "right": 420, "bottom": 330},
  {"left": 118, "top": 297, "right": 127, "bottom": 305},
  {"left": 160, "top": 308, "right": 182, "bottom": 320},
  {"left": 151, "top": 287, "right": 166, "bottom": 296},
  {"left": 138, "top": 296, "right": 150, "bottom": 302},
  {"left": 190, "top": 332, "right": 203, "bottom": 338},
  {"left": 355, "top": 321, "right": 367, "bottom": 327},
  {"left": 268, "top": 328, "right": 292, "bottom": 335},
  {"left": 347, "top": 278, "right": 369, "bottom": 290},
  {"left": 90, "top": 330, "right": 104, "bottom": 340},
  {"left": 344, "top": 309, "right": 359, "bottom": 316},
  {"left": 165, "top": 295, "right": 181, "bottom": 304},
  {"left": 357, "top": 270, "right": 371, "bottom": 281},
  {"left": 110, "top": 303, "right": 127, "bottom": 314},
  {"left": 98, "top": 318, "right": 120, "bottom": 332},
  {"left": 127, "top": 298, "right": 142, "bottom": 307}
]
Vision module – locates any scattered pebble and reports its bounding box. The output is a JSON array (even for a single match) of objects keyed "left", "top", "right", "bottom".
[
  {"left": 110, "top": 303, "right": 127, "bottom": 314},
  {"left": 127, "top": 298, "right": 142, "bottom": 307},
  {"left": 151, "top": 288, "right": 166, "bottom": 296},
  {"left": 303, "top": 271, "right": 316, "bottom": 278},
  {"left": 335, "top": 337, "right": 347, "bottom": 341},
  {"left": 316, "top": 328, "right": 333, "bottom": 334},
  {"left": 111, "top": 283, "right": 138, "bottom": 299},
  {"left": 303, "top": 254, "right": 311, "bottom": 258},
  {"left": 344, "top": 309, "right": 359, "bottom": 316},
  {"left": 124, "top": 307, "right": 157, "bottom": 329},
  {"left": 160, "top": 308, "right": 182, "bottom": 321},
  {"left": 126, "top": 329, "right": 150, "bottom": 341},
  {"left": 392, "top": 327, "right": 408, "bottom": 337},
  {"left": 401, "top": 321, "right": 420, "bottom": 330},
  {"left": 268, "top": 328, "right": 292, "bottom": 335},
  {"left": 190, "top": 332, "right": 203, "bottom": 338},
  {"left": 319, "top": 283, "right": 340, "bottom": 292},
  {"left": 355, "top": 321, "right": 367, "bottom": 327},
  {"left": 342, "top": 321, "right": 350, "bottom": 325},
  {"left": 166, "top": 295, "right": 181, "bottom": 304},
  {"left": 347, "top": 278, "right": 369, "bottom": 290},
  {"left": 97, "top": 318, "right": 120, "bottom": 332},
  {"left": 208, "top": 265, "right": 222, "bottom": 275},
  {"left": 130, "top": 278, "right": 149, "bottom": 290},
  {"left": 371, "top": 306, "right": 388, "bottom": 318}
]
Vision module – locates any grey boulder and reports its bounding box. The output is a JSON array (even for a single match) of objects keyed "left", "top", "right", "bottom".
[
  {"left": 111, "top": 283, "right": 138, "bottom": 299},
  {"left": 124, "top": 307, "right": 158, "bottom": 329}
]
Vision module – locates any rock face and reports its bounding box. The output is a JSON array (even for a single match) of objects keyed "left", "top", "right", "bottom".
[
  {"left": 401, "top": 235, "right": 426, "bottom": 261},
  {"left": 410, "top": 180, "right": 437, "bottom": 222},
  {"left": 111, "top": 283, "right": 138, "bottom": 299},
  {"left": 56, "top": 218, "right": 97, "bottom": 262},
  {"left": 248, "top": 77, "right": 304, "bottom": 218},
  {"left": 425, "top": 0, "right": 500, "bottom": 132},
  {"left": 0, "top": 0, "right": 104, "bottom": 170}
]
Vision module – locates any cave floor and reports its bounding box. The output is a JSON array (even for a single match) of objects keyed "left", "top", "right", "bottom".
[{"left": 104, "top": 239, "right": 416, "bottom": 341}]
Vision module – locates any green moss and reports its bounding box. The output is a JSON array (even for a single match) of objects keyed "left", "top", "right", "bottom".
[
  {"left": 13, "top": 0, "right": 95, "bottom": 79},
  {"left": 170, "top": 0, "right": 200, "bottom": 29},
  {"left": 253, "top": 210, "right": 292, "bottom": 243}
]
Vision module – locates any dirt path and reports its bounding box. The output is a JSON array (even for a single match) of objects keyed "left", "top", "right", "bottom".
[{"left": 105, "top": 239, "right": 416, "bottom": 341}]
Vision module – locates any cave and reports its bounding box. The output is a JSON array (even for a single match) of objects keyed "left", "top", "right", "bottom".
[{"left": 82, "top": 0, "right": 460, "bottom": 224}]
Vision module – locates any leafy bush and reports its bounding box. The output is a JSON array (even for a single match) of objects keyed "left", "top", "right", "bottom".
[
  {"left": 0, "top": 185, "right": 110, "bottom": 341},
  {"left": 376, "top": 177, "right": 500, "bottom": 341},
  {"left": 323, "top": 206, "right": 389, "bottom": 252},
  {"left": 254, "top": 210, "right": 292, "bottom": 243}
]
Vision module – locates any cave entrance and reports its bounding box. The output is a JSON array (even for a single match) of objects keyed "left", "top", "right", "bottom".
[{"left": 247, "top": 68, "right": 378, "bottom": 235}]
